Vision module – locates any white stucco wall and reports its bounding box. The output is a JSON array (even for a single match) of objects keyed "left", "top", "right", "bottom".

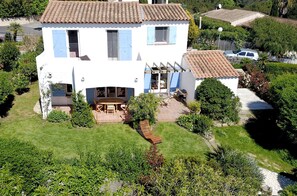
[
  {"left": 142, "top": 21, "right": 189, "bottom": 64},
  {"left": 180, "top": 71, "right": 196, "bottom": 102},
  {"left": 42, "top": 21, "right": 188, "bottom": 63}
]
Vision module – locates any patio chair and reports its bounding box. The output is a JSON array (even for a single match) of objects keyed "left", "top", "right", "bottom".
[
  {"left": 106, "top": 104, "right": 115, "bottom": 114},
  {"left": 120, "top": 103, "right": 127, "bottom": 114},
  {"left": 94, "top": 100, "right": 103, "bottom": 112},
  {"left": 139, "top": 120, "right": 162, "bottom": 144}
]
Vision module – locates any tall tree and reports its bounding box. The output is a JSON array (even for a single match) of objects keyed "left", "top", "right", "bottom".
[
  {"left": 270, "top": 0, "right": 279, "bottom": 16},
  {"left": 8, "top": 22, "right": 23, "bottom": 42},
  {"left": 186, "top": 11, "right": 199, "bottom": 47}
]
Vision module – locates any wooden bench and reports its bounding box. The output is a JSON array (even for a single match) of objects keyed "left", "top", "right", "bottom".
[{"left": 139, "top": 120, "right": 162, "bottom": 144}]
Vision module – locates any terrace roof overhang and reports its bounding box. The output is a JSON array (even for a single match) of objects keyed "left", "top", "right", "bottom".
[{"left": 144, "top": 61, "right": 186, "bottom": 74}]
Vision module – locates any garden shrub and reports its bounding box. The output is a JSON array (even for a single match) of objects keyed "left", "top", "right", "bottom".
[
  {"left": 0, "top": 138, "right": 52, "bottom": 194},
  {"left": 35, "top": 163, "right": 115, "bottom": 195},
  {"left": 0, "top": 71, "right": 13, "bottom": 104},
  {"left": 192, "top": 115, "right": 213, "bottom": 137},
  {"left": 0, "top": 163, "right": 24, "bottom": 196},
  {"left": 145, "top": 145, "right": 164, "bottom": 171},
  {"left": 146, "top": 157, "right": 261, "bottom": 195},
  {"left": 71, "top": 91, "right": 94, "bottom": 128},
  {"left": 105, "top": 144, "right": 150, "bottom": 182},
  {"left": 4, "top": 32, "right": 12, "bottom": 42},
  {"left": 242, "top": 63, "right": 270, "bottom": 100},
  {"left": 270, "top": 74, "right": 297, "bottom": 144},
  {"left": 128, "top": 93, "right": 160, "bottom": 128},
  {"left": 18, "top": 51, "right": 38, "bottom": 82},
  {"left": 187, "top": 100, "right": 201, "bottom": 114},
  {"left": 197, "top": 16, "right": 249, "bottom": 49},
  {"left": 208, "top": 146, "right": 263, "bottom": 191},
  {"left": 196, "top": 78, "right": 240, "bottom": 123},
  {"left": 251, "top": 18, "right": 297, "bottom": 56},
  {"left": 279, "top": 184, "right": 297, "bottom": 196},
  {"left": 12, "top": 72, "right": 30, "bottom": 94},
  {"left": 0, "top": 41, "right": 20, "bottom": 71},
  {"left": 47, "top": 110, "right": 70, "bottom": 123},
  {"left": 176, "top": 114, "right": 194, "bottom": 131},
  {"left": 177, "top": 114, "right": 213, "bottom": 137}
]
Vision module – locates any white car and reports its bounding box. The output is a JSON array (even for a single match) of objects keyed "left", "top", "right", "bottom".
[{"left": 224, "top": 49, "right": 259, "bottom": 61}]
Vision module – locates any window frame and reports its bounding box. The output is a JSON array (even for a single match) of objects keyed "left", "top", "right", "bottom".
[
  {"left": 107, "top": 30, "right": 119, "bottom": 60},
  {"left": 155, "top": 27, "right": 169, "bottom": 44},
  {"left": 67, "top": 30, "right": 80, "bottom": 58}
]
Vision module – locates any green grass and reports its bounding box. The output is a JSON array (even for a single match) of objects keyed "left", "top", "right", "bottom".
[
  {"left": 214, "top": 126, "right": 295, "bottom": 173},
  {"left": 0, "top": 82, "right": 209, "bottom": 160}
]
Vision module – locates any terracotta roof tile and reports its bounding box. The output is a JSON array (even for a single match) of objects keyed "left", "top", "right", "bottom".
[
  {"left": 141, "top": 4, "right": 189, "bottom": 21},
  {"left": 39, "top": 2, "right": 189, "bottom": 24},
  {"left": 184, "top": 50, "right": 239, "bottom": 79},
  {"left": 40, "top": 1, "right": 142, "bottom": 24}
]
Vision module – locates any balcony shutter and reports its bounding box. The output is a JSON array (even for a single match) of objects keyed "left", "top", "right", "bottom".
[
  {"left": 144, "top": 74, "right": 152, "bottom": 93},
  {"left": 52, "top": 30, "right": 67, "bottom": 57},
  {"left": 119, "top": 30, "right": 132, "bottom": 60},
  {"left": 147, "top": 27, "right": 155, "bottom": 45},
  {"left": 170, "top": 72, "right": 180, "bottom": 92},
  {"left": 169, "top": 26, "right": 177, "bottom": 44}
]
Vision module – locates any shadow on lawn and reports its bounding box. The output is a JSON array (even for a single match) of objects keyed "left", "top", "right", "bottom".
[
  {"left": 0, "top": 94, "right": 14, "bottom": 118},
  {"left": 245, "top": 110, "right": 297, "bottom": 160}
]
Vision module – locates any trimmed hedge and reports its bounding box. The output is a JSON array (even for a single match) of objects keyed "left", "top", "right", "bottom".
[
  {"left": 176, "top": 114, "right": 213, "bottom": 137},
  {"left": 265, "top": 62, "right": 297, "bottom": 80},
  {"left": 47, "top": 110, "right": 70, "bottom": 123}
]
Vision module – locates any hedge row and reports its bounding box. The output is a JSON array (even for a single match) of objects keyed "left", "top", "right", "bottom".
[{"left": 265, "top": 62, "right": 297, "bottom": 80}]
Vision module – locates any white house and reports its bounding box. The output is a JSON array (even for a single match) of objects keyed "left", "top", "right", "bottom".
[
  {"left": 180, "top": 50, "right": 240, "bottom": 102},
  {"left": 36, "top": 1, "right": 189, "bottom": 118}
]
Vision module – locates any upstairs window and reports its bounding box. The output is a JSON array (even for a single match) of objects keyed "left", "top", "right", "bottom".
[
  {"left": 155, "top": 27, "right": 168, "bottom": 43},
  {"left": 107, "top": 30, "right": 118, "bottom": 59},
  {"left": 68, "top": 30, "right": 79, "bottom": 57},
  {"left": 152, "top": 0, "right": 165, "bottom": 4}
]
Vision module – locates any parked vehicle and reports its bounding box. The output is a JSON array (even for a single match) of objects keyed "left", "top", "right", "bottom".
[{"left": 224, "top": 49, "right": 259, "bottom": 60}]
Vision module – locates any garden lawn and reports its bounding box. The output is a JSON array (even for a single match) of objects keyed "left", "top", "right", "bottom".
[
  {"left": 214, "top": 126, "right": 295, "bottom": 173},
  {"left": 0, "top": 82, "right": 209, "bottom": 160}
]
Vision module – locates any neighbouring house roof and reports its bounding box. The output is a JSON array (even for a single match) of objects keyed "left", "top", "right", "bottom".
[
  {"left": 202, "top": 8, "right": 265, "bottom": 27},
  {"left": 141, "top": 4, "right": 189, "bottom": 21},
  {"left": 184, "top": 50, "right": 240, "bottom": 79},
  {"left": 39, "top": 1, "right": 189, "bottom": 24}
]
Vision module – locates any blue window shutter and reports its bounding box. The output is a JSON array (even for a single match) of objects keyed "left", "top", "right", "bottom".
[
  {"left": 86, "top": 88, "right": 95, "bottom": 104},
  {"left": 144, "top": 74, "right": 152, "bottom": 93},
  {"left": 119, "top": 30, "right": 132, "bottom": 61},
  {"left": 52, "top": 30, "right": 67, "bottom": 57},
  {"left": 169, "top": 26, "right": 177, "bottom": 44},
  {"left": 170, "top": 72, "right": 180, "bottom": 92},
  {"left": 127, "top": 88, "right": 134, "bottom": 99},
  {"left": 147, "top": 27, "right": 155, "bottom": 45}
]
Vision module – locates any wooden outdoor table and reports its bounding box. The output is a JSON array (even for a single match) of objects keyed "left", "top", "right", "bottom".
[{"left": 98, "top": 98, "right": 124, "bottom": 112}]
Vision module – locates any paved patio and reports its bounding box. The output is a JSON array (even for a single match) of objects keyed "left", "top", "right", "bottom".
[
  {"left": 237, "top": 88, "right": 273, "bottom": 124},
  {"left": 93, "top": 98, "right": 190, "bottom": 123},
  {"left": 157, "top": 98, "right": 190, "bottom": 122},
  {"left": 237, "top": 88, "right": 273, "bottom": 111}
]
